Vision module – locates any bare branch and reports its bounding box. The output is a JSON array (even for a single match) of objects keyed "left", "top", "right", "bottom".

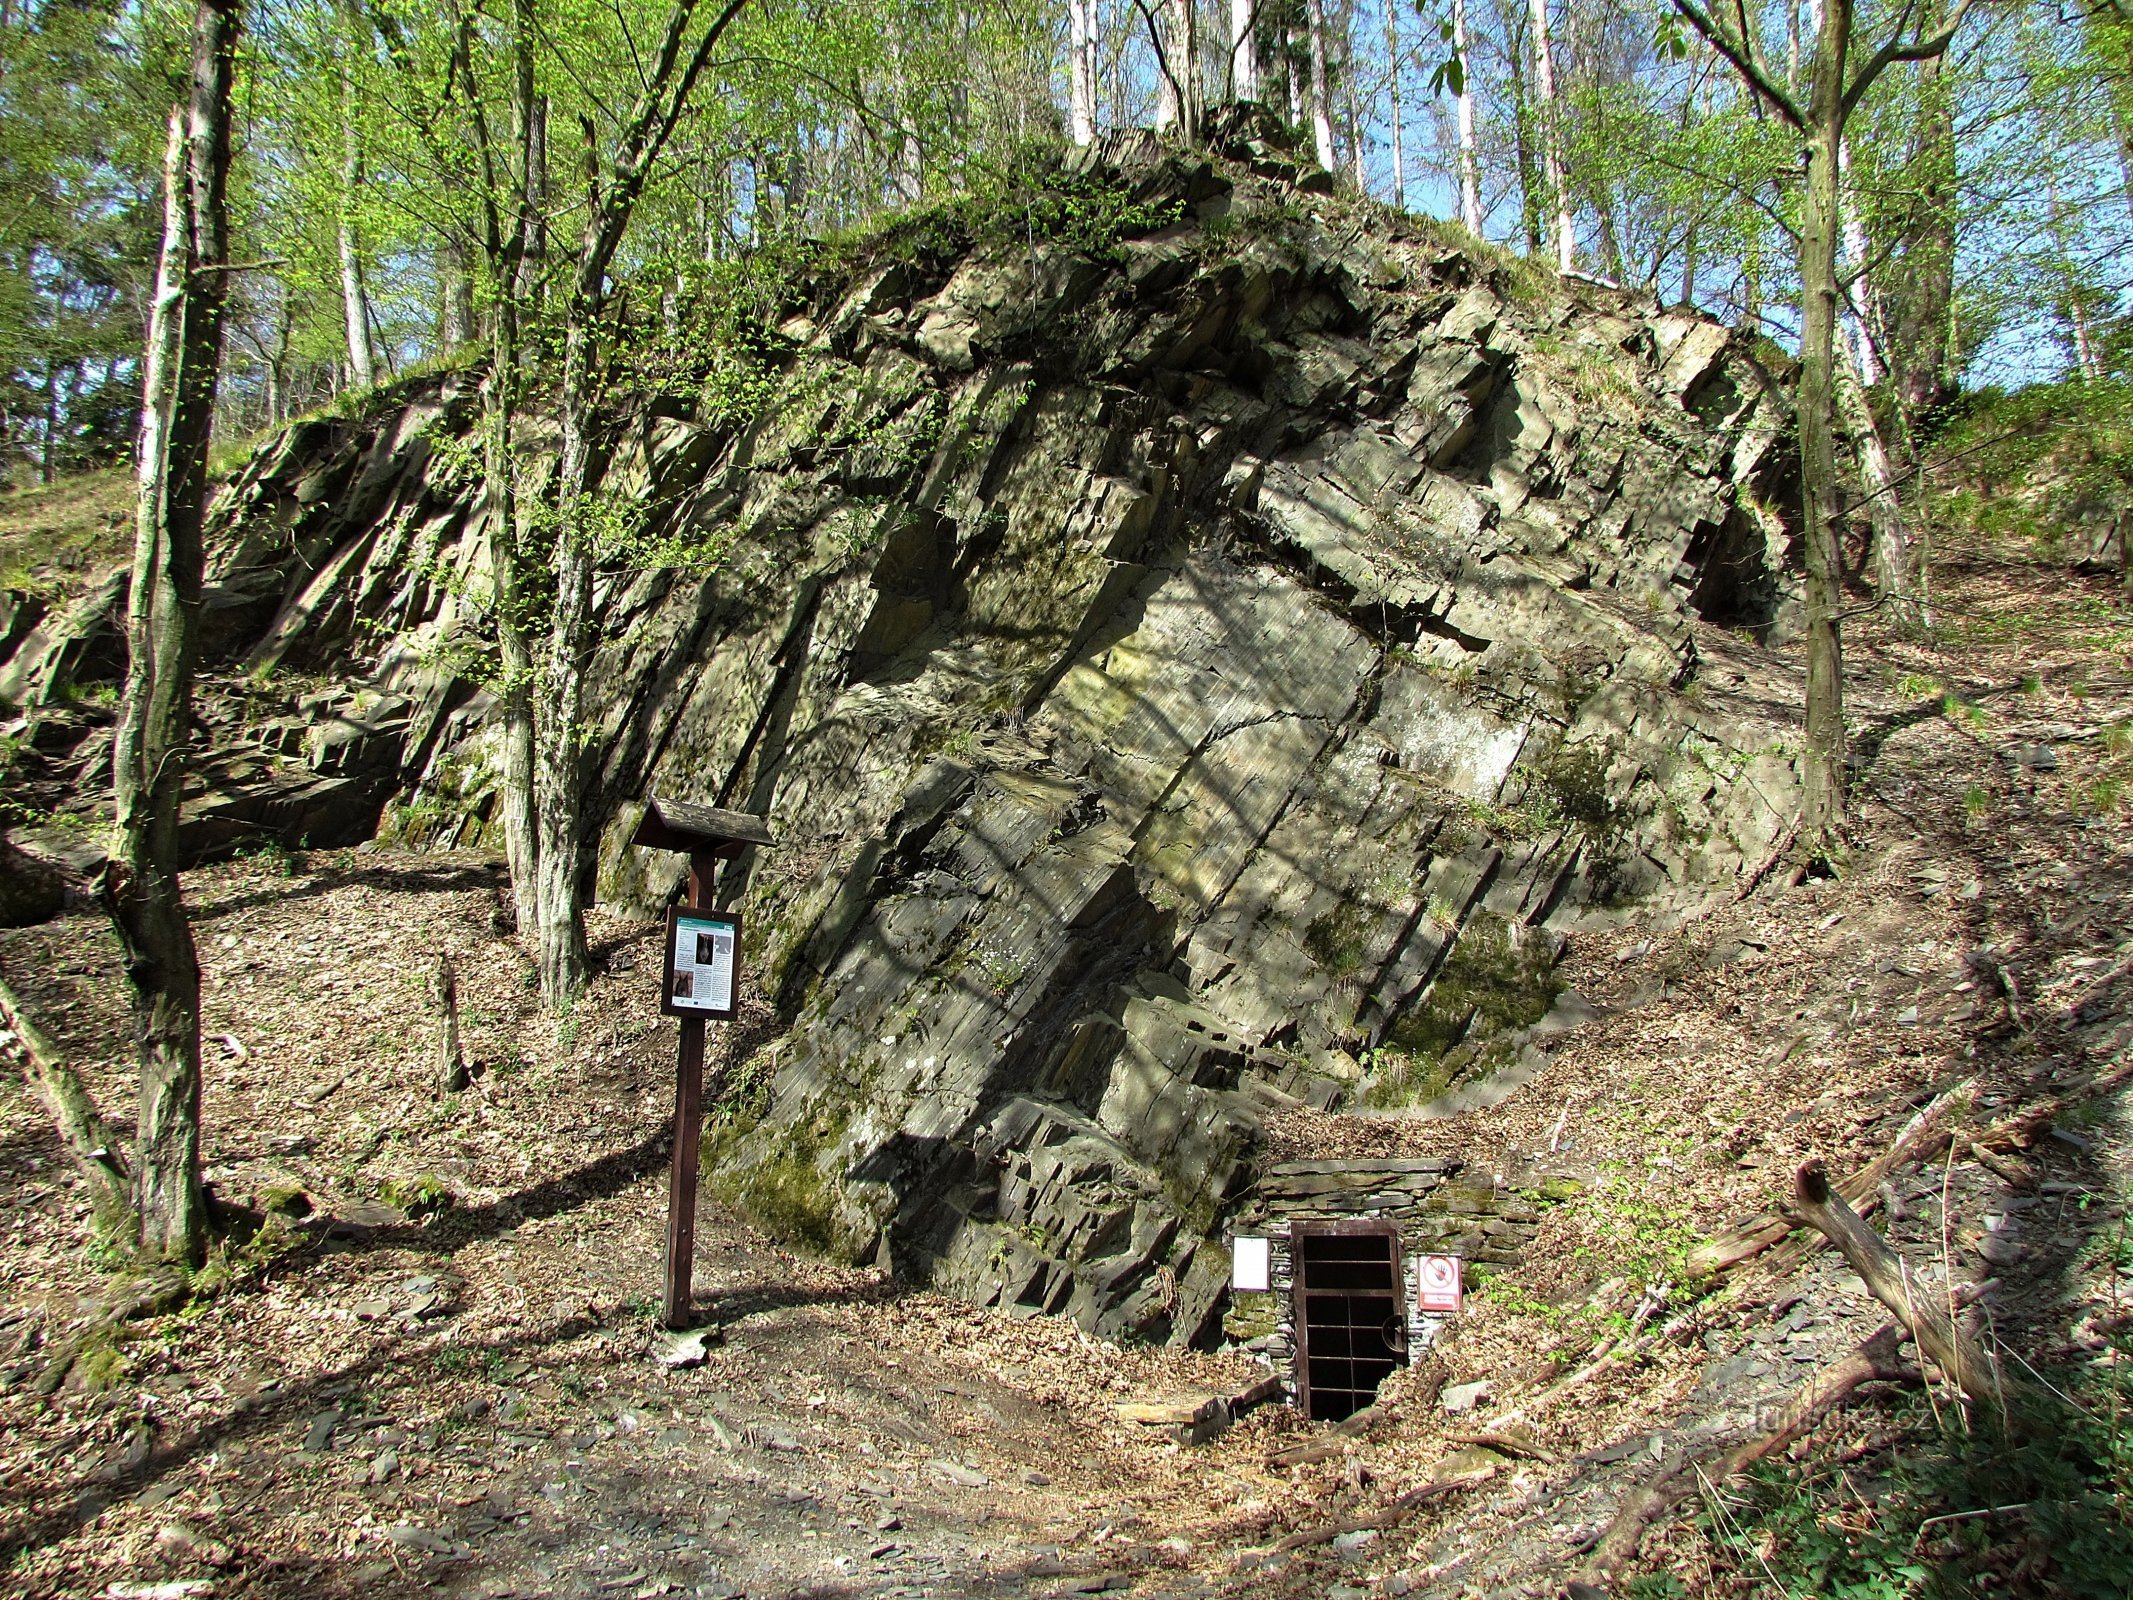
[
  {"left": 1843, "top": 0, "right": 1976, "bottom": 120},
  {"left": 1671, "top": 0, "right": 1805, "bottom": 129}
]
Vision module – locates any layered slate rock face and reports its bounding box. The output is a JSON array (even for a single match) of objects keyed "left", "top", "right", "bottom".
[{"left": 0, "top": 132, "right": 1802, "bottom": 1344}]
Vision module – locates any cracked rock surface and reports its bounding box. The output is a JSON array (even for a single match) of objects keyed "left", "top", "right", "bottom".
[{"left": 0, "top": 132, "right": 1803, "bottom": 1343}]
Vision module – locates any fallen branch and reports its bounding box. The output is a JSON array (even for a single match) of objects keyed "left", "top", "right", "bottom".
[
  {"left": 1271, "top": 1462, "right": 1500, "bottom": 1553},
  {"left": 1789, "top": 1159, "right": 2027, "bottom": 1424},
  {"left": 0, "top": 968, "right": 130, "bottom": 1222},
  {"left": 1447, "top": 1427, "right": 1552, "bottom": 1461},
  {"left": 1576, "top": 1321, "right": 1918, "bottom": 1584},
  {"left": 1686, "top": 1083, "right": 1973, "bottom": 1279}
]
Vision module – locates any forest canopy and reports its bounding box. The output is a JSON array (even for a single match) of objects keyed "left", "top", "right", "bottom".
[{"left": 2, "top": 0, "right": 2128, "bottom": 490}]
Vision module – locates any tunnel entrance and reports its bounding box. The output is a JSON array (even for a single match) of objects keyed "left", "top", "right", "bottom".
[{"left": 1292, "top": 1221, "right": 1407, "bottom": 1421}]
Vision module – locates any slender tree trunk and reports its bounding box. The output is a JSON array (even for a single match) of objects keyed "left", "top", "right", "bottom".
[
  {"left": 1887, "top": 48, "right": 1956, "bottom": 418},
  {"left": 1381, "top": 0, "right": 1405, "bottom": 205},
  {"left": 440, "top": 238, "right": 476, "bottom": 347},
  {"left": 1285, "top": 20, "right": 1301, "bottom": 126},
  {"left": 1305, "top": 0, "right": 1335, "bottom": 168},
  {"left": 109, "top": 0, "right": 238, "bottom": 1266},
  {"left": 1155, "top": 0, "right": 1198, "bottom": 138},
  {"left": 337, "top": 46, "right": 377, "bottom": 391},
  {"left": 1503, "top": 0, "right": 1541, "bottom": 254},
  {"left": 1836, "top": 337, "right": 1914, "bottom": 622},
  {"left": 39, "top": 361, "right": 59, "bottom": 485},
  {"left": 532, "top": 0, "right": 755, "bottom": 1011},
  {"left": 1070, "top": 0, "right": 1097, "bottom": 143},
  {"left": 1230, "top": 0, "right": 1257, "bottom": 100},
  {"left": 1529, "top": 0, "right": 1571, "bottom": 271},
  {"left": 1454, "top": 0, "right": 1481, "bottom": 233},
  {"left": 1795, "top": 0, "right": 1852, "bottom": 852},
  {"left": 1344, "top": 41, "right": 1366, "bottom": 187}
]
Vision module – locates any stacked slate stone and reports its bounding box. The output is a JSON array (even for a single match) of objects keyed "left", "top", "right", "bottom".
[{"left": 1228, "top": 1158, "right": 1543, "bottom": 1391}]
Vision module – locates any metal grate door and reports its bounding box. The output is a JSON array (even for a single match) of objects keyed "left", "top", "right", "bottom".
[{"left": 1292, "top": 1222, "right": 1407, "bottom": 1421}]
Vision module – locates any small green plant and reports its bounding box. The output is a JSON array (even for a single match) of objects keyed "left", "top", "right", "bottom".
[
  {"left": 1963, "top": 782, "right": 1990, "bottom": 817},
  {"left": 375, "top": 1174, "right": 454, "bottom": 1217}
]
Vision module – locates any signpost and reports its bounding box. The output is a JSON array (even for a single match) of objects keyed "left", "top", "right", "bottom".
[{"left": 631, "top": 794, "right": 773, "bottom": 1330}]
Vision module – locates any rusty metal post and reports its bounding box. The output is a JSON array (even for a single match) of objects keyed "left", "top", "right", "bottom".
[{"left": 663, "top": 850, "right": 715, "bottom": 1329}]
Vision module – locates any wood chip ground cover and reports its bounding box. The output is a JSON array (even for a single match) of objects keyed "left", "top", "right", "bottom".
[{"left": 1, "top": 543, "right": 2128, "bottom": 1598}]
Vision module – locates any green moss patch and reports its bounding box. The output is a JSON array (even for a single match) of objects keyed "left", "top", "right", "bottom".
[{"left": 1364, "top": 911, "right": 1561, "bottom": 1107}]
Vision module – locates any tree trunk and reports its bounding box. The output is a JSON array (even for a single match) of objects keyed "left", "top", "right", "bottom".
[
  {"left": 430, "top": 951, "right": 467, "bottom": 1094},
  {"left": 1069, "top": 0, "right": 1097, "bottom": 142},
  {"left": 1836, "top": 336, "right": 1915, "bottom": 624},
  {"left": 1529, "top": 0, "right": 1571, "bottom": 272},
  {"left": 440, "top": 238, "right": 476, "bottom": 347},
  {"left": 1795, "top": 0, "right": 1851, "bottom": 855},
  {"left": 1454, "top": 0, "right": 1481, "bottom": 233},
  {"left": 531, "top": 0, "right": 756, "bottom": 1012},
  {"left": 1230, "top": 0, "right": 1256, "bottom": 100},
  {"left": 1155, "top": 0, "right": 1199, "bottom": 140},
  {"left": 1886, "top": 46, "right": 1956, "bottom": 418},
  {"left": 39, "top": 361, "right": 60, "bottom": 485},
  {"left": 534, "top": 305, "right": 597, "bottom": 1009},
  {"left": 1381, "top": 0, "right": 1405, "bottom": 205},
  {"left": 1305, "top": 0, "right": 1335, "bottom": 168},
  {"left": 109, "top": 0, "right": 238, "bottom": 1267},
  {"left": 1503, "top": 0, "right": 1541, "bottom": 254},
  {"left": 337, "top": 45, "right": 377, "bottom": 391}
]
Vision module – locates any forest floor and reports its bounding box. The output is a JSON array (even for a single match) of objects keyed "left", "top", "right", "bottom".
[{"left": 1, "top": 535, "right": 2129, "bottom": 1600}]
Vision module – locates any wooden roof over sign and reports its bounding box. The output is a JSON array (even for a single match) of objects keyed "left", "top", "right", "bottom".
[{"left": 631, "top": 794, "right": 775, "bottom": 855}]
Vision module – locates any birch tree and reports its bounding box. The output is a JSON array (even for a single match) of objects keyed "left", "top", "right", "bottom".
[{"left": 107, "top": 0, "right": 240, "bottom": 1264}]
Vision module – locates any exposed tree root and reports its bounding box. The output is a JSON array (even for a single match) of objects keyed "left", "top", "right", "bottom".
[
  {"left": 0, "top": 968, "right": 130, "bottom": 1223},
  {"left": 1572, "top": 1321, "right": 1918, "bottom": 1587}
]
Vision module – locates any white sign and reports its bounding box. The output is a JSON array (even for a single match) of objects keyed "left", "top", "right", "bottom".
[
  {"left": 1416, "top": 1253, "right": 1463, "bottom": 1315},
  {"left": 666, "top": 911, "right": 739, "bottom": 1017},
  {"left": 1231, "top": 1236, "right": 1272, "bottom": 1292}
]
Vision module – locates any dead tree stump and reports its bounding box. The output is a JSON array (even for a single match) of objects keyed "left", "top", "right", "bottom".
[{"left": 430, "top": 952, "right": 466, "bottom": 1095}]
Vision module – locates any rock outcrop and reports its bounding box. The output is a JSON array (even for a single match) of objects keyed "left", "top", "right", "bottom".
[{"left": 0, "top": 129, "right": 1803, "bottom": 1343}]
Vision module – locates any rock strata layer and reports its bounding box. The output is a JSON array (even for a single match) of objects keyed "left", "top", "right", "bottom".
[{"left": 0, "top": 132, "right": 1802, "bottom": 1343}]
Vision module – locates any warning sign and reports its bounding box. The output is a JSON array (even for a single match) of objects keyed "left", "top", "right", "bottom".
[{"left": 1416, "top": 1253, "right": 1463, "bottom": 1315}]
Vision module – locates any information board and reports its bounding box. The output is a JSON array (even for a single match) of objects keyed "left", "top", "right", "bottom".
[{"left": 661, "top": 908, "right": 742, "bottom": 1020}]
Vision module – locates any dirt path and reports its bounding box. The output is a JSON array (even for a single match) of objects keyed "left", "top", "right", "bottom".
[{"left": 2, "top": 854, "right": 1337, "bottom": 1600}]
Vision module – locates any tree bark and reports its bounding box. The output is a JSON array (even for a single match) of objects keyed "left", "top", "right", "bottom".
[
  {"left": 1795, "top": 0, "right": 1850, "bottom": 854},
  {"left": 1836, "top": 333, "right": 1915, "bottom": 622},
  {"left": 1381, "top": 0, "right": 1405, "bottom": 205},
  {"left": 0, "top": 969, "right": 131, "bottom": 1223},
  {"left": 337, "top": 39, "right": 378, "bottom": 391},
  {"left": 1230, "top": 0, "right": 1256, "bottom": 101},
  {"left": 1305, "top": 0, "right": 1336, "bottom": 168},
  {"left": 1070, "top": 0, "right": 1098, "bottom": 142},
  {"left": 1454, "top": 0, "right": 1481, "bottom": 233},
  {"left": 1885, "top": 43, "right": 1956, "bottom": 417},
  {"left": 1790, "top": 1159, "right": 2029, "bottom": 1426},
  {"left": 535, "top": 0, "right": 753, "bottom": 1011},
  {"left": 109, "top": 0, "right": 238, "bottom": 1267},
  {"left": 1529, "top": 0, "right": 1571, "bottom": 271}
]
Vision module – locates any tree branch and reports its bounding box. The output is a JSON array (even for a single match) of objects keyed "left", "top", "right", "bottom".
[
  {"left": 1672, "top": 0, "right": 1804, "bottom": 129},
  {"left": 1789, "top": 1158, "right": 2030, "bottom": 1426},
  {"left": 1842, "top": 0, "right": 1975, "bottom": 120}
]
